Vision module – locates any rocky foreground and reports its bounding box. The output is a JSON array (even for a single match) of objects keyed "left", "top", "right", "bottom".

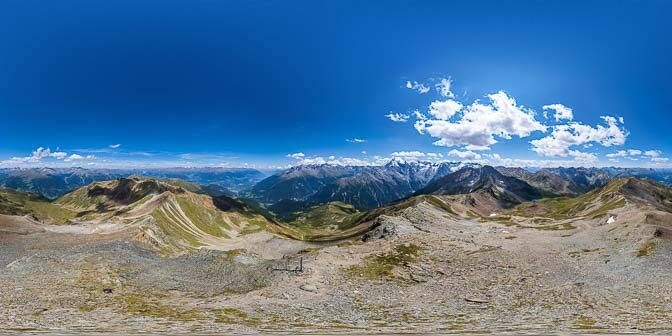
[{"left": 2, "top": 178, "right": 672, "bottom": 334}]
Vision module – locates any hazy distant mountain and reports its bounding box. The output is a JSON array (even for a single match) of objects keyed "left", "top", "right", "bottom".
[
  {"left": 250, "top": 160, "right": 467, "bottom": 209},
  {"left": 497, "top": 166, "right": 672, "bottom": 197},
  {"left": 133, "top": 167, "right": 266, "bottom": 192},
  {"left": 0, "top": 167, "right": 265, "bottom": 199},
  {"left": 416, "top": 165, "right": 542, "bottom": 207},
  {"left": 0, "top": 168, "right": 125, "bottom": 199}
]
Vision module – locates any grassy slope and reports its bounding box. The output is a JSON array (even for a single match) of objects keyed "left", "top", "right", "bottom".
[
  {"left": 0, "top": 188, "right": 77, "bottom": 224},
  {"left": 511, "top": 179, "right": 628, "bottom": 220}
]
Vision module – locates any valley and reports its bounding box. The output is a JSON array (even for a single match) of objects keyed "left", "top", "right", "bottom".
[{"left": 1, "top": 164, "right": 672, "bottom": 333}]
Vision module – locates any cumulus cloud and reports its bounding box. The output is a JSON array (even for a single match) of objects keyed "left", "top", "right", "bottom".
[
  {"left": 345, "top": 138, "right": 367, "bottom": 143},
  {"left": 0, "top": 147, "right": 86, "bottom": 166},
  {"left": 64, "top": 154, "right": 84, "bottom": 162},
  {"left": 530, "top": 116, "right": 627, "bottom": 157},
  {"left": 385, "top": 112, "right": 410, "bottom": 122},
  {"left": 543, "top": 104, "right": 573, "bottom": 121},
  {"left": 405, "top": 81, "right": 430, "bottom": 94},
  {"left": 605, "top": 149, "right": 667, "bottom": 163},
  {"left": 448, "top": 149, "right": 481, "bottom": 160},
  {"left": 435, "top": 78, "right": 454, "bottom": 98},
  {"left": 606, "top": 150, "right": 628, "bottom": 158},
  {"left": 391, "top": 151, "right": 427, "bottom": 160},
  {"left": 286, "top": 152, "right": 305, "bottom": 159},
  {"left": 412, "top": 110, "right": 427, "bottom": 120},
  {"left": 644, "top": 150, "right": 661, "bottom": 158},
  {"left": 415, "top": 91, "right": 546, "bottom": 150},
  {"left": 480, "top": 152, "right": 598, "bottom": 168},
  {"left": 428, "top": 99, "right": 463, "bottom": 120}
]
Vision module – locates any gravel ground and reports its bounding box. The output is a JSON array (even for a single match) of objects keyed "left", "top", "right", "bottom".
[{"left": 1, "top": 198, "right": 672, "bottom": 334}]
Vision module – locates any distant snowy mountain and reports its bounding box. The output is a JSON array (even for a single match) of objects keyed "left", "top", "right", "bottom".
[{"left": 250, "top": 159, "right": 473, "bottom": 209}]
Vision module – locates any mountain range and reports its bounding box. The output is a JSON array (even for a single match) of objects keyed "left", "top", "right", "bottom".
[
  {"left": 2, "top": 163, "right": 672, "bottom": 217},
  {"left": 0, "top": 167, "right": 266, "bottom": 199},
  {"left": 249, "top": 159, "right": 469, "bottom": 210},
  {"left": 2, "top": 162, "right": 672, "bottom": 333}
]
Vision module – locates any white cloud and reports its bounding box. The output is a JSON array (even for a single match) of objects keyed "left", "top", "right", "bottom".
[
  {"left": 64, "top": 154, "right": 84, "bottom": 162},
  {"left": 530, "top": 116, "right": 627, "bottom": 157},
  {"left": 412, "top": 110, "right": 427, "bottom": 120},
  {"left": 345, "top": 138, "right": 367, "bottom": 143},
  {"left": 428, "top": 99, "right": 463, "bottom": 120},
  {"left": 435, "top": 78, "right": 454, "bottom": 98},
  {"left": 567, "top": 150, "right": 598, "bottom": 163},
  {"left": 448, "top": 149, "right": 481, "bottom": 160},
  {"left": 606, "top": 150, "right": 628, "bottom": 158},
  {"left": 286, "top": 152, "right": 305, "bottom": 159},
  {"left": 391, "top": 151, "right": 426, "bottom": 160},
  {"left": 64, "top": 154, "right": 96, "bottom": 162},
  {"left": 109, "top": 144, "right": 121, "bottom": 149},
  {"left": 480, "top": 153, "right": 599, "bottom": 168},
  {"left": 405, "top": 81, "right": 430, "bottom": 94},
  {"left": 1, "top": 147, "right": 69, "bottom": 165},
  {"left": 644, "top": 150, "right": 661, "bottom": 158},
  {"left": 605, "top": 149, "right": 667, "bottom": 163},
  {"left": 51, "top": 152, "right": 67, "bottom": 160},
  {"left": 542, "top": 104, "right": 573, "bottom": 122},
  {"left": 415, "top": 91, "right": 546, "bottom": 150},
  {"left": 385, "top": 112, "right": 410, "bottom": 122},
  {"left": 32, "top": 147, "right": 53, "bottom": 160}
]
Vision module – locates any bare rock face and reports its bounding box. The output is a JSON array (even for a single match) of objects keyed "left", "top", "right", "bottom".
[{"left": 363, "top": 215, "right": 416, "bottom": 241}]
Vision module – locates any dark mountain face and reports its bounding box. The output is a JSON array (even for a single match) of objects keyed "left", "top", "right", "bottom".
[
  {"left": 86, "top": 177, "right": 185, "bottom": 205},
  {"left": 540, "top": 167, "right": 612, "bottom": 193},
  {"left": 249, "top": 165, "right": 364, "bottom": 204},
  {"left": 307, "top": 161, "right": 464, "bottom": 209},
  {"left": 250, "top": 160, "right": 464, "bottom": 209},
  {"left": 416, "top": 166, "right": 543, "bottom": 207},
  {"left": 495, "top": 167, "right": 584, "bottom": 196}
]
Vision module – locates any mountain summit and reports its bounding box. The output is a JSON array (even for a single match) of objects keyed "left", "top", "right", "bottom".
[{"left": 415, "top": 165, "right": 543, "bottom": 207}]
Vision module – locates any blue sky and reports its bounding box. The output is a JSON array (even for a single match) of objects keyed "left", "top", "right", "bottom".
[{"left": 1, "top": 0, "right": 670, "bottom": 168}]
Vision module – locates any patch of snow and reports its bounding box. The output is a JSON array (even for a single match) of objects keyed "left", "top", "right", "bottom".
[
  {"left": 489, "top": 213, "right": 498, "bottom": 217},
  {"left": 607, "top": 216, "right": 616, "bottom": 224}
]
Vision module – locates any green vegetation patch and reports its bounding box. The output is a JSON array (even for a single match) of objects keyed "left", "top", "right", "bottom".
[
  {"left": 345, "top": 243, "right": 422, "bottom": 280},
  {"left": 152, "top": 205, "right": 203, "bottom": 249},
  {"left": 512, "top": 179, "right": 628, "bottom": 220},
  {"left": 0, "top": 188, "right": 77, "bottom": 224},
  {"left": 119, "top": 293, "right": 205, "bottom": 321},
  {"left": 175, "top": 196, "right": 230, "bottom": 237},
  {"left": 278, "top": 202, "right": 368, "bottom": 240},
  {"left": 636, "top": 240, "right": 655, "bottom": 257},
  {"left": 532, "top": 222, "right": 577, "bottom": 231}
]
